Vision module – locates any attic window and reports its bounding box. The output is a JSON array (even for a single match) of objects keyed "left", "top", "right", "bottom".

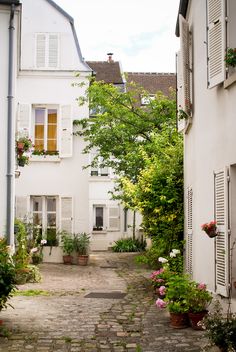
[
  {"left": 141, "top": 94, "right": 155, "bottom": 105},
  {"left": 36, "top": 33, "right": 59, "bottom": 69}
]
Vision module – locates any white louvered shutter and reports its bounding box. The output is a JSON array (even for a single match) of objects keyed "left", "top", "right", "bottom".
[
  {"left": 176, "top": 51, "right": 185, "bottom": 132},
  {"left": 36, "top": 34, "right": 46, "bottom": 68},
  {"left": 108, "top": 206, "right": 120, "bottom": 231},
  {"left": 60, "top": 105, "right": 73, "bottom": 158},
  {"left": 17, "top": 104, "right": 31, "bottom": 137},
  {"left": 60, "top": 197, "right": 73, "bottom": 233},
  {"left": 179, "top": 14, "right": 191, "bottom": 115},
  {"left": 15, "top": 196, "right": 30, "bottom": 220},
  {"left": 186, "top": 187, "right": 193, "bottom": 277},
  {"left": 214, "top": 168, "right": 229, "bottom": 297},
  {"left": 207, "top": 0, "right": 226, "bottom": 88},
  {"left": 49, "top": 34, "right": 59, "bottom": 68}
]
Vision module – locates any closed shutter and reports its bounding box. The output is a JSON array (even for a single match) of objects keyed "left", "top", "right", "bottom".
[
  {"left": 36, "top": 34, "right": 46, "bottom": 68},
  {"left": 17, "top": 104, "right": 31, "bottom": 137},
  {"left": 15, "top": 196, "right": 30, "bottom": 220},
  {"left": 60, "top": 197, "right": 73, "bottom": 233},
  {"left": 60, "top": 105, "right": 73, "bottom": 158},
  {"left": 108, "top": 206, "right": 120, "bottom": 231},
  {"left": 179, "top": 14, "right": 191, "bottom": 115},
  {"left": 90, "top": 151, "right": 98, "bottom": 176},
  {"left": 176, "top": 51, "right": 185, "bottom": 132},
  {"left": 214, "top": 168, "right": 229, "bottom": 297},
  {"left": 207, "top": 0, "right": 226, "bottom": 88},
  {"left": 186, "top": 187, "right": 193, "bottom": 277},
  {"left": 49, "top": 34, "right": 59, "bottom": 68}
]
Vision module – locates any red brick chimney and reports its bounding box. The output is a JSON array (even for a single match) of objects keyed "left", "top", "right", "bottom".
[{"left": 107, "top": 53, "right": 114, "bottom": 63}]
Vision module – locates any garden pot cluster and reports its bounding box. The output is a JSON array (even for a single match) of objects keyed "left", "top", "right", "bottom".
[{"left": 61, "top": 232, "right": 90, "bottom": 266}]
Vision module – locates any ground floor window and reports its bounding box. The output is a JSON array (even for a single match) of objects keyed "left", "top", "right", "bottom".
[
  {"left": 93, "top": 205, "right": 105, "bottom": 231},
  {"left": 32, "top": 196, "right": 58, "bottom": 245}
]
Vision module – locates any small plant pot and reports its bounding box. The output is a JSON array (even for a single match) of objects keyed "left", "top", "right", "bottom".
[
  {"left": 207, "top": 230, "right": 217, "bottom": 238},
  {"left": 169, "top": 312, "right": 189, "bottom": 329},
  {"left": 63, "top": 255, "right": 73, "bottom": 265},
  {"left": 77, "top": 255, "right": 89, "bottom": 266},
  {"left": 188, "top": 311, "right": 208, "bottom": 330}
]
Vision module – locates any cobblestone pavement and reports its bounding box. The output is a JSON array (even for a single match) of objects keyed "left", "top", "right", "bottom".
[{"left": 0, "top": 252, "right": 211, "bottom": 352}]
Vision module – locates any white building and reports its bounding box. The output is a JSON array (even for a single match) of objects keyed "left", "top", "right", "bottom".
[{"left": 176, "top": 0, "right": 236, "bottom": 309}]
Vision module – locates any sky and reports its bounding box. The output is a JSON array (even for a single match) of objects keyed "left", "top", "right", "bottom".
[{"left": 55, "top": 0, "right": 180, "bottom": 73}]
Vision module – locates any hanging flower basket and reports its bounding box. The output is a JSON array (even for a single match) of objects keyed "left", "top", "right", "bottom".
[{"left": 201, "top": 221, "right": 218, "bottom": 238}]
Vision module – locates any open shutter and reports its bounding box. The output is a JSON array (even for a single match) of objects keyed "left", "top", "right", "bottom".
[
  {"left": 207, "top": 0, "right": 226, "bottom": 88},
  {"left": 17, "top": 104, "right": 31, "bottom": 137},
  {"left": 108, "top": 206, "right": 120, "bottom": 231},
  {"left": 60, "top": 197, "right": 73, "bottom": 233},
  {"left": 176, "top": 51, "right": 186, "bottom": 132},
  {"left": 60, "top": 105, "right": 72, "bottom": 158},
  {"left": 49, "top": 34, "right": 59, "bottom": 68},
  {"left": 214, "top": 168, "right": 229, "bottom": 297},
  {"left": 36, "top": 33, "right": 46, "bottom": 68},
  {"left": 186, "top": 187, "right": 193, "bottom": 277},
  {"left": 15, "top": 196, "right": 30, "bottom": 220},
  {"left": 179, "top": 14, "right": 191, "bottom": 116}
]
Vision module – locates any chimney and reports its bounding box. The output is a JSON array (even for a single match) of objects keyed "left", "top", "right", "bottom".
[{"left": 107, "top": 52, "right": 114, "bottom": 63}]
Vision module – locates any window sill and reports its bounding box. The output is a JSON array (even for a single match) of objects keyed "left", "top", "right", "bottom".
[
  {"left": 92, "top": 230, "right": 107, "bottom": 234},
  {"left": 224, "top": 72, "right": 236, "bottom": 89},
  {"left": 89, "top": 176, "right": 111, "bottom": 181},
  {"left": 30, "top": 155, "right": 61, "bottom": 162}
]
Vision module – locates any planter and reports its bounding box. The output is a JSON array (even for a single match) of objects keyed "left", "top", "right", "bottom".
[
  {"left": 206, "top": 230, "right": 217, "bottom": 238},
  {"left": 188, "top": 310, "right": 208, "bottom": 330},
  {"left": 32, "top": 255, "right": 42, "bottom": 265},
  {"left": 63, "top": 255, "right": 73, "bottom": 265},
  {"left": 77, "top": 255, "right": 89, "bottom": 266},
  {"left": 169, "top": 312, "right": 189, "bottom": 329}
]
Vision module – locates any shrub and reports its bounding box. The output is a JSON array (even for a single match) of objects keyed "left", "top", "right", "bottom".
[
  {"left": 0, "top": 238, "right": 17, "bottom": 311},
  {"left": 112, "top": 237, "right": 146, "bottom": 253}
]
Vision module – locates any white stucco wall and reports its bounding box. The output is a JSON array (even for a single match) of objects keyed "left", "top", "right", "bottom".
[{"left": 184, "top": 0, "right": 236, "bottom": 306}]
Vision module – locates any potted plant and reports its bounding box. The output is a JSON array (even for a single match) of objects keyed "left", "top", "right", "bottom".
[
  {"left": 156, "top": 275, "right": 191, "bottom": 328},
  {"left": 201, "top": 220, "right": 218, "bottom": 238},
  {"left": 61, "top": 232, "right": 74, "bottom": 265},
  {"left": 16, "top": 136, "right": 33, "bottom": 167},
  {"left": 30, "top": 239, "right": 47, "bottom": 265},
  {"left": 187, "top": 282, "right": 212, "bottom": 330},
  {"left": 73, "top": 232, "right": 90, "bottom": 266}
]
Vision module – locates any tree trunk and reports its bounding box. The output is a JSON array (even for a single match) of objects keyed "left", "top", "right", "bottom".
[{"left": 132, "top": 211, "right": 136, "bottom": 240}]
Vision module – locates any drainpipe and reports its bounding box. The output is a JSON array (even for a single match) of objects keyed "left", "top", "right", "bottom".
[{"left": 6, "top": 4, "right": 15, "bottom": 248}]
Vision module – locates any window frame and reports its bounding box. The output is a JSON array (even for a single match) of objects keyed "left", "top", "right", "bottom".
[{"left": 35, "top": 33, "right": 59, "bottom": 69}]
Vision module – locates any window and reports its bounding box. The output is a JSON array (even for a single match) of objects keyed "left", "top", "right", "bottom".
[
  {"left": 34, "top": 107, "right": 58, "bottom": 152},
  {"left": 141, "top": 94, "right": 155, "bottom": 106},
  {"left": 93, "top": 205, "right": 105, "bottom": 231},
  {"left": 36, "top": 33, "right": 59, "bottom": 69},
  {"left": 90, "top": 152, "right": 109, "bottom": 176},
  {"left": 32, "top": 196, "right": 58, "bottom": 245}
]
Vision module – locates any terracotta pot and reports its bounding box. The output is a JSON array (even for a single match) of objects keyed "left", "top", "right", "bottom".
[
  {"left": 188, "top": 310, "right": 208, "bottom": 330},
  {"left": 169, "top": 312, "right": 189, "bottom": 329},
  {"left": 77, "top": 255, "right": 89, "bottom": 266},
  {"left": 63, "top": 255, "right": 73, "bottom": 265}
]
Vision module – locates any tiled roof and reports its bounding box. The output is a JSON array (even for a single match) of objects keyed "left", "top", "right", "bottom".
[
  {"left": 86, "top": 61, "right": 124, "bottom": 84},
  {"left": 125, "top": 72, "right": 176, "bottom": 97}
]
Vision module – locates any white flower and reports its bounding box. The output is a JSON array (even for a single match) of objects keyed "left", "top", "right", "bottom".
[
  {"left": 158, "top": 257, "right": 168, "bottom": 263},
  {"left": 30, "top": 247, "right": 38, "bottom": 253},
  {"left": 169, "top": 252, "right": 176, "bottom": 258},
  {"left": 41, "top": 239, "right": 47, "bottom": 245},
  {"left": 172, "top": 249, "right": 180, "bottom": 255}
]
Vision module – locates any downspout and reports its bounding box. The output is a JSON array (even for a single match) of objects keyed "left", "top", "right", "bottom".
[{"left": 6, "top": 4, "right": 15, "bottom": 247}]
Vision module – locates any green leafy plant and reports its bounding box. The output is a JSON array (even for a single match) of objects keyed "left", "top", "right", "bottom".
[
  {"left": 187, "top": 282, "right": 212, "bottom": 313},
  {"left": 73, "top": 233, "right": 90, "bottom": 255},
  {"left": 162, "top": 275, "right": 191, "bottom": 313},
  {"left": 0, "top": 238, "right": 17, "bottom": 311},
  {"left": 112, "top": 237, "right": 146, "bottom": 252},
  {"left": 61, "top": 232, "right": 75, "bottom": 256},
  {"left": 32, "top": 149, "right": 59, "bottom": 156},
  {"left": 16, "top": 136, "right": 33, "bottom": 167},
  {"left": 225, "top": 48, "right": 236, "bottom": 67}
]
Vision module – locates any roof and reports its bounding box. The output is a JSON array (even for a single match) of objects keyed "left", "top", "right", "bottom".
[
  {"left": 175, "top": 0, "right": 189, "bottom": 37},
  {"left": 86, "top": 61, "right": 124, "bottom": 84},
  {"left": 125, "top": 72, "right": 176, "bottom": 97}
]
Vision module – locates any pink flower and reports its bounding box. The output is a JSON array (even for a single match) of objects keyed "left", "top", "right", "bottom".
[
  {"left": 156, "top": 298, "right": 167, "bottom": 309},
  {"left": 198, "top": 283, "right": 206, "bottom": 290},
  {"left": 159, "top": 286, "right": 166, "bottom": 296}
]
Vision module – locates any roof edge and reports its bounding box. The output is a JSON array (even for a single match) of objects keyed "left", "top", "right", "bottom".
[
  {"left": 46, "top": 0, "right": 74, "bottom": 23},
  {"left": 0, "top": 0, "right": 20, "bottom": 4},
  {"left": 175, "top": 0, "right": 189, "bottom": 37}
]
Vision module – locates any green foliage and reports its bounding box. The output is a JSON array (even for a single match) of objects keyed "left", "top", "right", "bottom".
[
  {"left": 73, "top": 233, "right": 90, "bottom": 255},
  {"left": 14, "top": 289, "right": 49, "bottom": 296},
  {"left": 164, "top": 275, "right": 191, "bottom": 313},
  {"left": 26, "top": 265, "right": 42, "bottom": 283},
  {"left": 0, "top": 239, "right": 17, "bottom": 311},
  {"left": 13, "top": 219, "right": 31, "bottom": 270},
  {"left": 203, "top": 300, "right": 236, "bottom": 351},
  {"left": 187, "top": 282, "right": 212, "bottom": 313},
  {"left": 225, "top": 48, "right": 236, "bottom": 67},
  {"left": 112, "top": 237, "right": 146, "bottom": 253},
  {"left": 61, "top": 232, "right": 75, "bottom": 255}
]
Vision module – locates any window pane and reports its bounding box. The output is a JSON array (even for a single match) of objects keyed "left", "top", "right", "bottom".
[
  {"left": 47, "top": 140, "right": 57, "bottom": 151},
  {"left": 35, "top": 125, "right": 44, "bottom": 139},
  {"left": 48, "top": 109, "right": 57, "bottom": 123},
  {"left": 47, "top": 213, "right": 56, "bottom": 227},
  {"left": 34, "top": 140, "right": 44, "bottom": 150},
  {"left": 33, "top": 197, "right": 42, "bottom": 211},
  {"left": 35, "top": 109, "right": 45, "bottom": 124},
  {"left": 47, "top": 125, "right": 57, "bottom": 139},
  {"left": 47, "top": 197, "right": 56, "bottom": 212},
  {"left": 95, "top": 207, "right": 103, "bottom": 227},
  {"left": 33, "top": 213, "right": 42, "bottom": 226}
]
